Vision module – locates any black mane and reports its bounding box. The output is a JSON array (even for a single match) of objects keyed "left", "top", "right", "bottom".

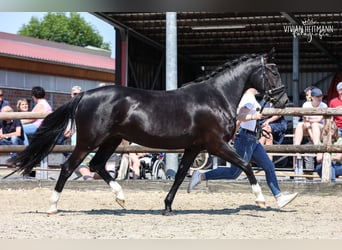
[{"left": 193, "top": 53, "right": 260, "bottom": 83}]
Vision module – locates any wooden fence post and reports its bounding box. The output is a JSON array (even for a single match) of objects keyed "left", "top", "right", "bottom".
[{"left": 321, "top": 116, "right": 332, "bottom": 182}]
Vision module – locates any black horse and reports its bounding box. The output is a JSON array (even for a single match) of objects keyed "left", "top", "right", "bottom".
[{"left": 9, "top": 49, "right": 288, "bottom": 215}]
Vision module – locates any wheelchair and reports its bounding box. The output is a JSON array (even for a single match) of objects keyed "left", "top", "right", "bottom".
[{"left": 139, "top": 153, "right": 166, "bottom": 180}]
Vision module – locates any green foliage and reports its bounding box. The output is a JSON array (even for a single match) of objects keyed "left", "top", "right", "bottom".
[{"left": 18, "top": 12, "right": 111, "bottom": 51}]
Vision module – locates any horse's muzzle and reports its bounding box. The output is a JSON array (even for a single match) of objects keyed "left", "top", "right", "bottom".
[{"left": 267, "top": 85, "right": 289, "bottom": 109}]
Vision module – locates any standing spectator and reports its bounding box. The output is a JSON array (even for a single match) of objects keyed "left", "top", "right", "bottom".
[
  {"left": 0, "top": 106, "right": 25, "bottom": 145},
  {"left": 315, "top": 121, "right": 342, "bottom": 181},
  {"left": 71, "top": 85, "right": 82, "bottom": 97},
  {"left": 0, "top": 89, "right": 10, "bottom": 111},
  {"left": 329, "top": 81, "right": 342, "bottom": 136},
  {"left": 21, "top": 86, "right": 52, "bottom": 141},
  {"left": 64, "top": 85, "right": 99, "bottom": 180},
  {"left": 188, "top": 88, "right": 298, "bottom": 209},
  {"left": 293, "top": 87, "right": 327, "bottom": 146},
  {"left": 58, "top": 85, "right": 82, "bottom": 141},
  {"left": 58, "top": 85, "right": 95, "bottom": 180}
]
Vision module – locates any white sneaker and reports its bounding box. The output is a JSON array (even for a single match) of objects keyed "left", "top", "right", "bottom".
[
  {"left": 187, "top": 170, "right": 202, "bottom": 193},
  {"left": 276, "top": 192, "right": 298, "bottom": 208}
]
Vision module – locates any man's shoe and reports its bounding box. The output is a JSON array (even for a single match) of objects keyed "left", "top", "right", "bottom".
[
  {"left": 187, "top": 170, "right": 202, "bottom": 193},
  {"left": 277, "top": 192, "right": 298, "bottom": 208}
]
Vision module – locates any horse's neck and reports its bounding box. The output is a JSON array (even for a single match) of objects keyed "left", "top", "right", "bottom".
[{"left": 215, "top": 60, "right": 258, "bottom": 108}]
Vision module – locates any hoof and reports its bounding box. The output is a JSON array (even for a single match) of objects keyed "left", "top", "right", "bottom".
[
  {"left": 116, "top": 198, "right": 126, "bottom": 209},
  {"left": 255, "top": 200, "right": 267, "bottom": 208},
  {"left": 47, "top": 209, "right": 58, "bottom": 215},
  {"left": 162, "top": 210, "right": 174, "bottom": 216}
]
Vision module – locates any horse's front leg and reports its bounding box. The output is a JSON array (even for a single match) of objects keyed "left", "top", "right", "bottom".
[
  {"left": 210, "top": 143, "right": 266, "bottom": 208},
  {"left": 163, "top": 148, "right": 200, "bottom": 215}
]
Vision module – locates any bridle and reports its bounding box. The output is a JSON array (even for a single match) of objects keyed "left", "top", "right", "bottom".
[
  {"left": 254, "top": 57, "right": 287, "bottom": 139},
  {"left": 259, "top": 56, "right": 286, "bottom": 109}
]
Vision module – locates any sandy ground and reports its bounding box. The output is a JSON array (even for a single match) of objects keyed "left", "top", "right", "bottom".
[{"left": 1, "top": 178, "right": 342, "bottom": 239}]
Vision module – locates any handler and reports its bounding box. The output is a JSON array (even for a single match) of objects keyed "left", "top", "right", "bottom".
[{"left": 188, "top": 88, "right": 298, "bottom": 209}]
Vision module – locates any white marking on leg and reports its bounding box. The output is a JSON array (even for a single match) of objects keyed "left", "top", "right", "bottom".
[
  {"left": 252, "top": 183, "right": 266, "bottom": 207},
  {"left": 109, "top": 181, "right": 125, "bottom": 200},
  {"left": 47, "top": 190, "right": 60, "bottom": 214}
]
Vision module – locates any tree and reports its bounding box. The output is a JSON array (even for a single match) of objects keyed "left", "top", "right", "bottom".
[{"left": 18, "top": 12, "right": 111, "bottom": 51}]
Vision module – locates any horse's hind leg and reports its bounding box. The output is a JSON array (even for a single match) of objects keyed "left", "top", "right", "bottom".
[
  {"left": 209, "top": 143, "right": 266, "bottom": 208},
  {"left": 47, "top": 147, "right": 89, "bottom": 214},
  {"left": 88, "top": 138, "right": 125, "bottom": 208},
  {"left": 163, "top": 148, "right": 200, "bottom": 215}
]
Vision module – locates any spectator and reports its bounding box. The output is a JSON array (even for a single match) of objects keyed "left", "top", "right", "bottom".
[
  {"left": 315, "top": 121, "right": 342, "bottom": 181},
  {"left": 16, "top": 98, "right": 29, "bottom": 112},
  {"left": 16, "top": 98, "right": 30, "bottom": 145},
  {"left": 188, "top": 88, "right": 298, "bottom": 209},
  {"left": 58, "top": 85, "right": 95, "bottom": 180},
  {"left": 64, "top": 85, "right": 110, "bottom": 180},
  {"left": 116, "top": 140, "right": 130, "bottom": 180},
  {"left": 57, "top": 85, "right": 82, "bottom": 141},
  {"left": 21, "top": 86, "right": 52, "bottom": 140},
  {"left": 0, "top": 106, "right": 25, "bottom": 146},
  {"left": 259, "top": 101, "right": 287, "bottom": 160},
  {"left": 0, "top": 89, "right": 10, "bottom": 111},
  {"left": 129, "top": 143, "right": 147, "bottom": 179},
  {"left": 71, "top": 85, "right": 82, "bottom": 98},
  {"left": 304, "top": 86, "right": 315, "bottom": 102},
  {"left": 293, "top": 87, "right": 327, "bottom": 146},
  {"left": 329, "top": 81, "right": 342, "bottom": 136}
]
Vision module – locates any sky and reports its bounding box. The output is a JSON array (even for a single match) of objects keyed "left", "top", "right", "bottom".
[{"left": 0, "top": 12, "right": 116, "bottom": 58}]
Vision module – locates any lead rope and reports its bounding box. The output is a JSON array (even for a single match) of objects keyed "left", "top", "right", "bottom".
[{"left": 254, "top": 96, "right": 271, "bottom": 140}]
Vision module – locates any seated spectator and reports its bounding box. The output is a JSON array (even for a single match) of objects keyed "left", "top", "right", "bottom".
[
  {"left": 76, "top": 153, "right": 96, "bottom": 180},
  {"left": 259, "top": 101, "right": 287, "bottom": 160},
  {"left": 116, "top": 140, "right": 130, "bottom": 180},
  {"left": 129, "top": 143, "right": 147, "bottom": 179},
  {"left": 21, "top": 86, "right": 52, "bottom": 141},
  {"left": 329, "top": 81, "right": 342, "bottom": 136},
  {"left": 304, "top": 86, "right": 314, "bottom": 102},
  {"left": 0, "top": 106, "right": 25, "bottom": 146},
  {"left": 16, "top": 98, "right": 29, "bottom": 112},
  {"left": 16, "top": 98, "right": 30, "bottom": 145},
  {"left": 315, "top": 121, "right": 342, "bottom": 181},
  {"left": 294, "top": 87, "right": 327, "bottom": 145}
]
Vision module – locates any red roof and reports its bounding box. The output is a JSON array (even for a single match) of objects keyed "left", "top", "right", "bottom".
[{"left": 0, "top": 32, "right": 115, "bottom": 72}]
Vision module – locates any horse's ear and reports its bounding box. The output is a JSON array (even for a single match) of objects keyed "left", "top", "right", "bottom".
[{"left": 265, "top": 47, "right": 276, "bottom": 63}]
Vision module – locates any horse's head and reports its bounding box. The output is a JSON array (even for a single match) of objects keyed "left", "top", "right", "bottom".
[{"left": 249, "top": 49, "right": 289, "bottom": 108}]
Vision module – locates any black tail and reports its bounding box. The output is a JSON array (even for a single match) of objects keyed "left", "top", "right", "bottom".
[{"left": 8, "top": 93, "right": 84, "bottom": 175}]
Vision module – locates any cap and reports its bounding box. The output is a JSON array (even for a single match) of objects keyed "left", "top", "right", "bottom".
[
  {"left": 310, "top": 88, "right": 323, "bottom": 97},
  {"left": 337, "top": 82, "right": 342, "bottom": 91}
]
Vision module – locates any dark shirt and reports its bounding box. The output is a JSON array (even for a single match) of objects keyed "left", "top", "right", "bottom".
[{"left": 0, "top": 119, "right": 25, "bottom": 141}]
